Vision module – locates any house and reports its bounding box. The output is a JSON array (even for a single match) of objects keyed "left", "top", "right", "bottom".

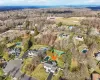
[
  {"left": 94, "top": 52, "right": 100, "bottom": 61},
  {"left": 27, "top": 47, "right": 49, "bottom": 58},
  {"left": 92, "top": 73, "right": 100, "bottom": 80},
  {"left": 8, "top": 48, "right": 21, "bottom": 57},
  {"left": 30, "top": 31, "right": 34, "bottom": 35},
  {"left": 44, "top": 61, "right": 57, "bottom": 73},
  {"left": 39, "top": 47, "right": 49, "bottom": 53},
  {"left": 47, "top": 17, "right": 56, "bottom": 20},
  {"left": 68, "top": 26, "right": 74, "bottom": 30},
  {"left": 28, "top": 49, "right": 39, "bottom": 57},
  {"left": 58, "top": 33, "right": 69, "bottom": 39},
  {"left": 16, "top": 25, "right": 23, "bottom": 30},
  {"left": 75, "top": 35, "right": 84, "bottom": 41},
  {"left": 47, "top": 17, "right": 63, "bottom": 21},
  {"left": 73, "top": 35, "right": 84, "bottom": 46}
]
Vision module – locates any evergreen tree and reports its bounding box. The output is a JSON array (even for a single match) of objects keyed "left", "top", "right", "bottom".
[{"left": 58, "top": 22, "right": 63, "bottom": 27}]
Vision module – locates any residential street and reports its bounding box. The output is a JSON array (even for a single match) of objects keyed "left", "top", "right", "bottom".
[{"left": 3, "top": 59, "right": 36, "bottom": 80}]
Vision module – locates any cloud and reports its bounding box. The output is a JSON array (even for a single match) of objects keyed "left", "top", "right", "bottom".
[
  {"left": 0, "top": 0, "right": 4, "bottom": 5},
  {"left": 0, "top": 0, "right": 49, "bottom": 5},
  {"left": 27, "top": 0, "right": 47, "bottom": 3},
  {"left": 88, "top": 0, "right": 100, "bottom": 3},
  {"left": 10, "top": 0, "right": 48, "bottom": 3}
]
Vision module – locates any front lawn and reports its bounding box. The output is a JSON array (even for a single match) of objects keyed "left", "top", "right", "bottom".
[
  {"left": 21, "top": 58, "right": 33, "bottom": 75},
  {"left": 6, "top": 43, "right": 15, "bottom": 48},
  {"left": 0, "top": 68, "right": 4, "bottom": 76},
  {"left": 57, "top": 58, "right": 65, "bottom": 68},
  {"left": 56, "top": 17, "right": 85, "bottom": 26},
  {"left": 30, "top": 45, "right": 48, "bottom": 50},
  {"left": 31, "top": 64, "right": 48, "bottom": 80}
]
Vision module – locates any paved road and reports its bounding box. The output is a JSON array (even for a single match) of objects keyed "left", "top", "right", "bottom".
[
  {"left": 3, "top": 59, "right": 36, "bottom": 80},
  {"left": 46, "top": 72, "right": 53, "bottom": 80},
  {"left": 21, "top": 51, "right": 28, "bottom": 59}
]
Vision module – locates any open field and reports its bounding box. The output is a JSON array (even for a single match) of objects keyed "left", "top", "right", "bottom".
[
  {"left": 32, "top": 64, "right": 48, "bottom": 80},
  {"left": 56, "top": 17, "right": 85, "bottom": 26}
]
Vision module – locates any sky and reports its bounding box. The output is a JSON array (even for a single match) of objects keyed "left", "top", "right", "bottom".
[{"left": 0, "top": 0, "right": 100, "bottom": 6}]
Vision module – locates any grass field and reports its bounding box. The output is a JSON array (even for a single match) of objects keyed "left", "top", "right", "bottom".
[
  {"left": 30, "top": 45, "right": 48, "bottom": 50},
  {"left": 32, "top": 64, "right": 48, "bottom": 80},
  {"left": 56, "top": 17, "right": 85, "bottom": 26}
]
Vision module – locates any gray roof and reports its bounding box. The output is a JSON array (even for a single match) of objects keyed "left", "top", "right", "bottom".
[
  {"left": 51, "top": 66, "right": 57, "bottom": 71},
  {"left": 44, "top": 63, "right": 52, "bottom": 68},
  {"left": 44, "top": 61, "right": 57, "bottom": 72}
]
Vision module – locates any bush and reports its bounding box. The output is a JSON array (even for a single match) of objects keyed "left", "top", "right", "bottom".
[
  {"left": 34, "top": 27, "right": 39, "bottom": 36},
  {"left": 58, "top": 22, "right": 63, "bottom": 27}
]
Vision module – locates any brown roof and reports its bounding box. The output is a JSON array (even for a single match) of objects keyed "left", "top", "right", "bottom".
[{"left": 92, "top": 73, "right": 100, "bottom": 80}]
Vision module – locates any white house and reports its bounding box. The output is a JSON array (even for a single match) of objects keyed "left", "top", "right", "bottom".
[
  {"left": 75, "top": 36, "right": 84, "bottom": 41},
  {"left": 47, "top": 17, "right": 56, "bottom": 20},
  {"left": 30, "top": 31, "right": 34, "bottom": 35},
  {"left": 95, "top": 52, "right": 100, "bottom": 61},
  {"left": 47, "top": 17, "right": 63, "bottom": 21},
  {"left": 44, "top": 61, "right": 57, "bottom": 74},
  {"left": 28, "top": 50, "right": 38, "bottom": 57}
]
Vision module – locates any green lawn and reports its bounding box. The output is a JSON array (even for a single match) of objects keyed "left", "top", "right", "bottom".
[
  {"left": 21, "top": 58, "right": 33, "bottom": 75},
  {"left": 6, "top": 42, "right": 15, "bottom": 48},
  {"left": 30, "top": 45, "right": 48, "bottom": 49},
  {"left": 31, "top": 64, "right": 48, "bottom": 80},
  {"left": 57, "top": 59, "right": 65, "bottom": 68},
  {"left": 0, "top": 68, "right": 4, "bottom": 76},
  {"left": 56, "top": 17, "right": 85, "bottom": 26},
  {"left": 5, "top": 76, "right": 12, "bottom": 80},
  {"left": 95, "top": 66, "right": 100, "bottom": 74}
]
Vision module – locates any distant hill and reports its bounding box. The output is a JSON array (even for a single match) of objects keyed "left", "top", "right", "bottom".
[
  {"left": 0, "top": 6, "right": 53, "bottom": 11},
  {"left": 0, "top": 6, "right": 39, "bottom": 11},
  {"left": 0, "top": 5, "right": 100, "bottom": 11},
  {"left": 87, "top": 6, "right": 100, "bottom": 10}
]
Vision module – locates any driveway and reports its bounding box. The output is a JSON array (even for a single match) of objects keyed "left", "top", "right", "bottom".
[
  {"left": 3, "top": 59, "right": 36, "bottom": 80},
  {"left": 21, "top": 51, "right": 28, "bottom": 59}
]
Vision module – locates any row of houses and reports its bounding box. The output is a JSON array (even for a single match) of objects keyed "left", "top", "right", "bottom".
[{"left": 58, "top": 32, "right": 84, "bottom": 41}]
